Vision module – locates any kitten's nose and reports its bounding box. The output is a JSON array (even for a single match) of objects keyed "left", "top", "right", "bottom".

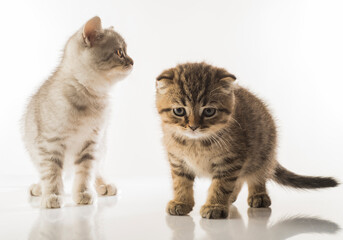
[
  {"left": 189, "top": 126, "right": 199, "bottom": 131},
  {"left": 126, "top": 57, "right": 134, "bottom": 66}
]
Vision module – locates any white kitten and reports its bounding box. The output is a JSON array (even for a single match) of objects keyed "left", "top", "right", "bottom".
[{"left": 23, "top": 16, "right": 133, "bottom": 208}]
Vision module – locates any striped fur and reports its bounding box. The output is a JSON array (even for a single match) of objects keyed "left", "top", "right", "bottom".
[{"left": 156, "top": 62, "right": 338, "bottom": 219}]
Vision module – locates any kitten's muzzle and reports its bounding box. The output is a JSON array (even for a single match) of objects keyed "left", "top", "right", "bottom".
[{"left": 189, "top": 125, "right": 199, "bottom": 131}]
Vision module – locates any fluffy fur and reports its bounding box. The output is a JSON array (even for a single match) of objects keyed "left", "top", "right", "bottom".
[
  {"left": 23, "top": 16, "right": 133, "bottom": 208},
  {"left": 156, "top": 62, "right": 338, "bottom": 219}
]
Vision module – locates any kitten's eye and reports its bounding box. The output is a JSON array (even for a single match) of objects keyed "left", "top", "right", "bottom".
[
  {"left": 116, "top": 49, "right": 124, "bottom": 58},
  {"left": 173, "top": 108, "right": 186, "bottom": 117},
  {"left": 203, "top": 108, "right": 216, "bottom": 117}
]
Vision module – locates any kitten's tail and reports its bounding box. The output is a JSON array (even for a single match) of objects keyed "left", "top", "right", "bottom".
[{"left": 273, "top": 164, "right": 339, "bottom": 189}]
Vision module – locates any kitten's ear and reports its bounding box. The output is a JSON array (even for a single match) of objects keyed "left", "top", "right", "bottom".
[
  {"left": 82, "top": 16, "right": 103, "bottom": 47},
  {"left": 217, "top": 68, "right": 236, "bottom": 83},
  {"left": 156, "top": 69, "right": 174, "bottom": 94},
  {"left": 156, "top": 69, "right": 174, "bottom": 81}
]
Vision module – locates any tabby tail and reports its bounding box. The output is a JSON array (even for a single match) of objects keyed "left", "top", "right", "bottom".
[{"left": 273, "top": 163, "right": 339, "bottom": 189}]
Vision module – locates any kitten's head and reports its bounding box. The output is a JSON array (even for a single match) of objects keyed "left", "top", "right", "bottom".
[
  {"left": 64, "top": 16, "right": 133, "bottom": 90},
  {"left": 156, "top": 62, "right": 236, "bottom": 139}
]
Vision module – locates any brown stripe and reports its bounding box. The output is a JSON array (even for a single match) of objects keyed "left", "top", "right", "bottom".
[
  {"left": 163, "top": 120, "right": 176, "bottom": 124},
  {"left": 41, "top": 156, "right": 63, "bottom": 169},
  {"left": 213, "top": 165, "right": 242, "bottom": 179},
  {"left": 180, "top": 97, "right": 186, "bottom": 106},
  {"left": 64, "top": 90, "right": 88, "bottom": 112},
  {"left": 170, "top": 162, "right": 182, "bottom": 169},
  {"left": 219, "top": 186, "right": 233, "bottom": 195},
  {"left": 172, "top": 134, "right": 186, "bottom": 145},
  {"left": 172, "top": 170, "right": 195, "bottom": 181},
  {"left": 39, "top": 148, "right": 63, "bottom": 158},
  {"left": 197, "top": 88, "right": 207, "bottom": 102},
  {"left": 159, "top": 108, "right": 171, "bottom": 114},
  {"left": 51, "top": 151, "right": 63, "bottom": 157},
  {"left": 102, "top": 53, "right": 114, "bottom": 62},
  {"left": 46, "top": 137, "right": 63, "bottom": 143},
  {"left": 224, "top": 157, "right": 238, "bottom": 164},
  {"left": 224, "top": 176, "right": 238, "bottom": 182},
  {"left": 218, "top": 108, "right": 231, "bottom": 114},
  {"left": 217, "top": 119, "right": 228, "bottom": 124},
  {"left": 41, "top": 173, "right": 58, "bottom": 182},
  {"left": 80, "top": 140, "right": 95, "bottom": 153},
  {"left": 52, "top": 156, "right": 63, "bottom": 169},
  {"left": 70, "top": 101, "right": 87, "bottom": 111},
  {"left": 201, "top": 138, "right": 212, "bottom": 147},
  {"left": 75, "top": 153, "right": 94, "bottom": 164},
  {"left": 211, "top": 157, "right": 240, "bottom": 169},
  {"left": 179, "top": 80, "right": 191, "bottom": 103},
  {"left": 38, "top": 147, "right": 49, "bottom": 155}
]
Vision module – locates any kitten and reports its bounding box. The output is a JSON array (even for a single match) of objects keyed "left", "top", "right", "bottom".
[
  {"left": 156, "top": 62, "right": 338, "bottom": 219},
  {"left": 23, "top": 16, "right": 133, "bottom": 208}
]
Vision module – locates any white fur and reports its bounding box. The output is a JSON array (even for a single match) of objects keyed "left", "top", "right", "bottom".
[{"left": 23, "top": 20, "right": 131, "bottom": 208}]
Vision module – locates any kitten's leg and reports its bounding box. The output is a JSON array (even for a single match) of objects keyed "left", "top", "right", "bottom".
[
  {"left": 93, "top": 131, "right": 117, "bottom": 196},
  {"left": 229, "top": 179, "right": 244, "bottom": 204},
  {"left": 167, "top": 153, "right": 195, "bottom": 216},
  {"left": 72, "top": 141, "right": 97, "bottom": 205},
  {"left": 200, "top": 178, "right": 237, "bottom": 219},
  {"left": 95, "top": 175, "right": 117, "bottom": 196},
  {"left": 201, "top": 163, "right": 242, "bottom": 219},
  {"left": 37, "top": 146, "right": 64, "bottom": 208},
  {"left": 247, "top": 180, "right": 271, "bottom": 208}
]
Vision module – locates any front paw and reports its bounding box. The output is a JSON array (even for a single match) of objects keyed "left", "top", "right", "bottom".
[
  {"left": 73, "top": 191, "right": 95, "bottom": 205},
  {"left": 248, "top": 193, "right": 271, "bottom": 208},
  {"left": 41, "top": 194, "right": 63, "bottom": 208},
  {"left": 166, "top": 200, "right": 193, "bottom": 216},
  {"left": 96, "top": 183, "right": 117, "bottom": 196},
  {"left": 200, "top": 204, "right": 228, "bottom": 219}
]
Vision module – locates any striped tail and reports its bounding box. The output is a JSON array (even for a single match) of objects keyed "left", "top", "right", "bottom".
[{"left": 273, "top": 164, "right": 339, "bottom": 189}]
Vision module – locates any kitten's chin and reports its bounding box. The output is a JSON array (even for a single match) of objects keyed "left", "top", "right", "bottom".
[
  {"left": 181, "top": 131, "right": 207, "bottom": 139},
  {"left": 105, "top": 66, "right": 133, "bottom": 82}
]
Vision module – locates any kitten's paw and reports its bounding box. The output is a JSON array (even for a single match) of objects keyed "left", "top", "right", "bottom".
[
  {"left": 73, "top": 191, "right": 95, "bottom": 205},
  {"left": 248, "top": 193, "right": 271, "bottom": 208},
  {"left": 29, "top": 183, "right": 42, "bottom": 196},
  {"left": 41, "top": 194, "right": 63, "bottom": 208},
  {"left": 96, "top": 183, "right": 117, "bottom": 196},
  {"left": 200, "top": 204, "right": 228, "bottom": 219},
  {"left": 167, "top": 200, "right": 193, "bottom": 216}
]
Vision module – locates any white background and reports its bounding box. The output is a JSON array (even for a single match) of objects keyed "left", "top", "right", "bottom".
[{"left": 0, "top": 0, "right": 342, "bottom": 182}]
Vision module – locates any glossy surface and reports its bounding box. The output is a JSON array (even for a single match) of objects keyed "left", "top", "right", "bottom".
[{"left": 0, "top": 176, "right": 342, "bottom": 240}]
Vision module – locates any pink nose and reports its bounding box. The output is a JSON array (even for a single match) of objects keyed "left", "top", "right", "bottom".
[{"left": 189, "top": 126, "right": 199, "bottom": 131}]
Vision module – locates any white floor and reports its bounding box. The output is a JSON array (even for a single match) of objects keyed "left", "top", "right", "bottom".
[{"left": 0, "top": 176, "right": 342, "bottom": 240}]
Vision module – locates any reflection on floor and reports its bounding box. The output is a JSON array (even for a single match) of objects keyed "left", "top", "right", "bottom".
[
  {"left": 167, "top": 207, "right": 339, "bottom": 240},
  {"left": 28, "top": 197, "right": 117, "bottom": 240},
  {"left": 0, "top": 177, "right": 342, "bottom": 240}
]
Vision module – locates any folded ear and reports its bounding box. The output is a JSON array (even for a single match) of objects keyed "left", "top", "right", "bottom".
[
  {"left": 82, "top": 16, "right": 103, "bottom": 47},
  {"left": 156, "top": 68, "right": 174, "bottom": 81},
  {"left": 156, "top": 69, "right": 174, "bottom": 94},
  {"left": 216, "top": 68, "right": 236, "bottom": 83}
]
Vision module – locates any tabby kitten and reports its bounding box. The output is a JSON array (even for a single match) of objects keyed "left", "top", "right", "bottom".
[
  {"left": 156, "top": 62, "right": 338, "bottom": 219},
  {"left": 23, "top": 16, "right": 133, "bottom": 208}
]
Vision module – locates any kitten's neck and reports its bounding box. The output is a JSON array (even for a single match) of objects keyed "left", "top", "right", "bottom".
[
  {"left": 58, "top": 35, "right": 116, "bottom": 96},
  {"left": 57, "top": 60, "right": 110, "bottom": 97}
]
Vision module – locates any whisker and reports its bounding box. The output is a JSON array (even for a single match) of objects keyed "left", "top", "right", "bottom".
[{"left": 230, "top": 116, "right": 242, "bottom": 130}]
